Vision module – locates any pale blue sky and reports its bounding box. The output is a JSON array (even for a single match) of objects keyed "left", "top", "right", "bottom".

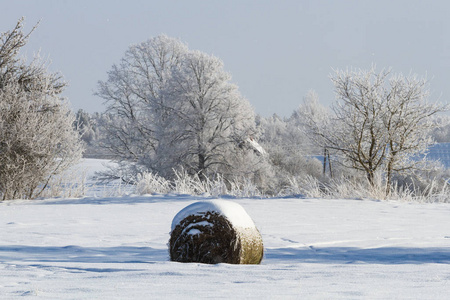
[{"left": 2, "top": 0, "right": 450, "bottom": 117}]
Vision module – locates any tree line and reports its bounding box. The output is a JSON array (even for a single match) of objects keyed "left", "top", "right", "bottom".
[{"left": 1, "top": 18, "right": 449, "bottom": 200}]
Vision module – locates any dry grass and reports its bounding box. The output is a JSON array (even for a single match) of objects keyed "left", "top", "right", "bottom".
[{"left": 281, "top": 174, "right": 450, "bottom": 203}]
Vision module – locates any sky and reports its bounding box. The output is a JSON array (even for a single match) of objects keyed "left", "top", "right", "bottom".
[{"left": 2, "top": 0, "right": 450, "bottom": 117}]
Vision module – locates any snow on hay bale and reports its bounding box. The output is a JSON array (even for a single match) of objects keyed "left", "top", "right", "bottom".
[{"left": 169, "top": 200, "right": 264, "bottom": 264}]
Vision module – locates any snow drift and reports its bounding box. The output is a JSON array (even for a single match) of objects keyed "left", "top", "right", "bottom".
[{"left": 169, "top": 200, "right": 264, "bottom": 264}]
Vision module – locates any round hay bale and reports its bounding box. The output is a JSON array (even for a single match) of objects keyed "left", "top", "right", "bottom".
[{"left": 169, "top": 200, "right": 264, "bottom": 264}]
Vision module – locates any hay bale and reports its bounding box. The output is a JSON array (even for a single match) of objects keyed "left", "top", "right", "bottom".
[{"left": 169, "top": 200, "right": 264, "bottom": 264}]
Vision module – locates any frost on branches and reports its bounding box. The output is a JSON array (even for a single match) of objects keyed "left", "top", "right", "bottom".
[
  {"left": 0, "top": 19, "right": 83, "bottom": 200},
  {"left": 300, "top": 66, "right": 447, "bottom": 191},
  {"left": 96, "top": 35, "right": 265, "bottom": 183}
]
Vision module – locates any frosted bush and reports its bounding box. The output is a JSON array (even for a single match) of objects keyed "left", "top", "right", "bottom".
[
  {"left": 37, "top": 169, "right": 87, "bottom": 199},
  {"left": 280, "top": 172, "right": 450, "bottom": 203},
  {"left": 134, "top": 168, "right": 262, "bottom": 198},
  {"left": 228, "top": 178, "right": 262, "bottom": 198},
  {"left": 136, "top": 172, "right": 171, "bottom": 195},
  {"left": 172, "top": 169, "right": 207, "bottom": 195},
  {"left": 0, "top": 19, "right": 83, "bottom": 200},
  {"left": 279, "top": 176, "right": 324, "bottom": 198}
]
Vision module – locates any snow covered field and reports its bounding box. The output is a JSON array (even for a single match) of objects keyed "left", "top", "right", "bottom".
[{"left": 1, "top": 160, "right": 450, "bottom": 299}]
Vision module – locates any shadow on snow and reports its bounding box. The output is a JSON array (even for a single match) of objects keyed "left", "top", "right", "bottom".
[
  {"left": 1, "top": 244, "right": 449, "bottom": 266},
  {"left": 0, "top": 245, "right": 168, "bottom": 266},
  {"left": 32, "top": 194, "right": 201, "bottom": 205},
  {"left": 265, "top": 246, "right": 450, "bottom": 265},
  {"left": 24, "top": 194, "right": 269, "bottom": 206}
]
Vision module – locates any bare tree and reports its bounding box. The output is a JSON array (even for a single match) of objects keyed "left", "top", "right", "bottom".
[
  {"left": 303, "top": 67, "right": 447, "bottom": 190},
  {"left": 0, "top": 19, "right": 83, "bottom": 200},
  {"left": 330, "top": 68, "right": 390, "bottom": 184},
  {"left": 382, "top": 73, "right": 445, "bottom": 188}
]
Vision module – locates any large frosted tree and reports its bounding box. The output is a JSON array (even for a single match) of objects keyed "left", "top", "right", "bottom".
[
  {"left": 302, "top": 67, "right": 446, "bottom": 189},
  {"left": 96, "top": 35, "right": 187, "bottom": 165},
  {"left": 160, "top": 50, "right": 257, "bottom": 179},
  {"left": 97, "top": 35, "right": 260, "bottom": 181},
  {"left": 0, "top": 19, "right": 83, "bottom": 200}
]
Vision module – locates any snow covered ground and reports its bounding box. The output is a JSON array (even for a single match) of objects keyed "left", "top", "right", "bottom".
[{"left": 1, "top": 160, "right": 450, "bottom": 299}]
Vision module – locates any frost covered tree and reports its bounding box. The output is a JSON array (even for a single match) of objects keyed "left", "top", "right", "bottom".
[
  {"left": 0, "top": 19, "right": 83, "bottom": 200},
  {"left": 303, "top": 67, "right": 447, "bottom": 189},
  {"left": 74, "top": 109, "right": 96, "bottom": 145},
  {"left": 430, "top": 115, "right": 450, "bottom": 143},
  {"left": 96, "top": 35, "right": 187, "bottom": 166},
  {"left": 160, "top": 50, "right": 257, "bottom": 179},
  {"left": 257, "top": 111, "right": 322, "bottom": 190},
  {"left": 97, "top": 35, "right": 261, "bottom": 181},
  {"left": 294, "top": 90, "right": 336, "bottom": 176}
]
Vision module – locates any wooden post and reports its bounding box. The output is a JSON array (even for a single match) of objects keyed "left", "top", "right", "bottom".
[{"left": 327, "top": 150, "right": 333, "bottom": 178}]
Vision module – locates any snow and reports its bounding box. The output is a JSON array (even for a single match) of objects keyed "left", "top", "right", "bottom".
[
  {"left": 171, "top": 200, "right": 257, "bottom": 231},
  {"left": 182, "top": 221, "right": 213, "bottom": 236},
  {"left": 1, "top": 159, "right": 450, "bottom": 299},
  {"left": 246, "top": 137, "right": 267, "bottom": 155},
  {"left": 66, "top": 158, "right": 134, "bottom": 198},
  {"left": 186, "top": 229, "right": 201, "bottom": 235}
]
